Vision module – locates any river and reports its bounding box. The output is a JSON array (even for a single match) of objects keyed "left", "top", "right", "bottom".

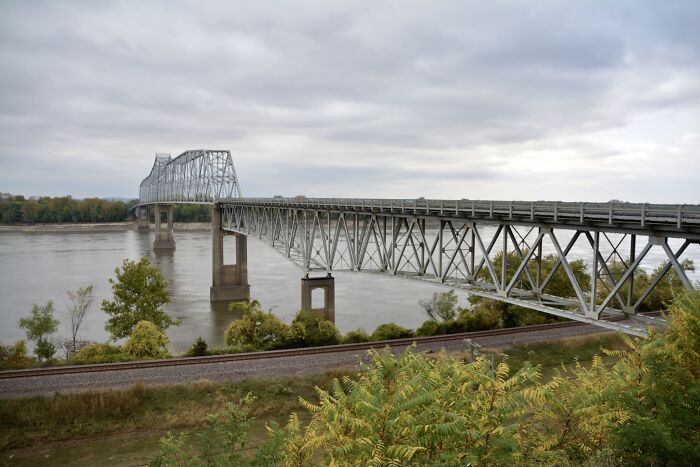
[
  {"left": 0, "top": 229, "right": 469, "bottom": 352},
  {"left": 1, "top": 228, "right": 697, "bottom": 353}
]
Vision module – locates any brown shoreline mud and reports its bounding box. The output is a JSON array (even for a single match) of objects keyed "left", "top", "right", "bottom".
[{"left": 0, "top": 222, "right": 211, "bottom": 233}]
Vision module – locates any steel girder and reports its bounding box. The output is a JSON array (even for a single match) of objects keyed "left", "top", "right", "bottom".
[
  {"left": 138, "top": 150, "right": 242, "bottom": 204},
  {"left": 219, "top": 199, "right": 700, "bottom": 336}
]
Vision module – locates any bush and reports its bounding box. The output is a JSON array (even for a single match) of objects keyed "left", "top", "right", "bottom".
[
  {"left": 35, "top": 338, "right": 57, "bottom": 363},
  {"left": 416, "top": 319, "right": 441, "bottom": 336},
  {"left": 458, "top": 307, "right": 502, "bottom": 331},
  {"left": 341, "top": 329, "right": 371, "bottom": 344},
  {"left": 371, "top": 323, "right": 414, "bottom": 341},
  {"left": 224, "top": 301, "right": 289, "bottom": 351},
  {"left": 187, "top": 336, "right": 208, "bottom": 357},
  {"left": 124, "top": 320, "right": 170, "bottom": 359},
  {"left": 73, "top": 342, "right": 130, "bottom": 364},
  {"left": 0, "top": 340, "right": 31, "bottom": 369},
  {"left": 287, "top": 310, "right": 340, "bottom": 348}
]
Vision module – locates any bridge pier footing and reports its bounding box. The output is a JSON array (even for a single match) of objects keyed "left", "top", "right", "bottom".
[
  {"left": 153, "top": 204, "right": 176, "bottom": 250},
  {"left": 301, "top": 274, "right": 335, "bottom": 323},
  {"left": 137, "top": 206, "right": 149, "bottom": 231},
  {"left": 210, "top": 205, "right": 250, "bottom": 302}
]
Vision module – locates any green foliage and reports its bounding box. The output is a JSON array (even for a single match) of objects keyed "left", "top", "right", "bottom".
[
  {"left": 18, "top": 301, "right": 60, "bottom": 362},
  {"left": 102, "top": 257, "right": 176, "bottom": 340},
  {"left": 72, "top": 342, "right": 130, "bottom": 364},
  {"left": 468, "top": 250, "right": 585, "bottom": 328},
  {"left": 224, "top": 301, "right": 289, "bottom": 351},
  {"left": 419, "top": 290, "right": 458, "bottom": 321},
  {"left": 341, "top": 329, "right": 371, "bottom": 344},
  {"left": 187, "top": 336, "right": 208, "bottom": 357},
  {"left": 370, "top": 322, "right": 414, "bottom": 340},
  {"left": 0, "top": 340, "right": 31, "bottom": 369},
  {"left": 0, "top": 194, "right": 129, "bottom": 224},
  {"left": 287, "top": 310, "right": 340, "bottom": 348},
  {"left": 123, "top": 321, "right": 170, "bottom": 359},
  {"left": 598, "top": 259, "right": 694, "bottom": 313}
]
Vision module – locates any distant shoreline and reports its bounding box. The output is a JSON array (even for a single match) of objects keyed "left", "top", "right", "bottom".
[{"left": 0, "top": 222, "right": 211, "bottom": 233}]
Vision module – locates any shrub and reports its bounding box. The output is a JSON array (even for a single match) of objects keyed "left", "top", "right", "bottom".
[
  {"left": 341, "top": 329, "right": 371, "bottom": 344},
  {"left": 287, "top": 310, "right": 340, "bottom": 348},
  {"left": 224, "top": 301, "right": 289, "bottom": 351},
  {"left": 371, "top": 323, "right": 414, "bottom": 341},
  {"left": 416, "top": 319, "right": 441, "bottom": 336},
  {"left": 35, "top": 338, "right": 57, "bottom": 364},
  {"left": 419, "top": 290, "right": 458, "bottom": 321},
  {"left": 73, "top": 342, "right": 130, "bottom": 364},
  {"left": 124, "top": 320, "right": 170, "bottom": 359},
  {"left": 187, "top": 336, "right": 208, "bottom": 357},
  {"left": 458, "top": 307, "right": 502, "bottom": 331},
  {"left": 0, "top": 340, "right": 31, "bottom": 369}
]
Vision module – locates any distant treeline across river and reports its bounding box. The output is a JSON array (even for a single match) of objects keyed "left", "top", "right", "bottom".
[{"left": 0, "top": 194, "right": 211, "bottom": 224}]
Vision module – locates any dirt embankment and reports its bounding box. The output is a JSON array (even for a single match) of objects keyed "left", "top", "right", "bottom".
[{"left": 0, "top": 222, "right": 211, "bottom": 233}]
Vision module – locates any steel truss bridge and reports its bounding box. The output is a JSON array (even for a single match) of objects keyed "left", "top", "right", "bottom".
[{"left": 138, "top": 150, "right": 700, "bottom": 336}]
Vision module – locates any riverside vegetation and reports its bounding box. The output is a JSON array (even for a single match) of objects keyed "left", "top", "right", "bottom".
[
  {"left": 149, "top": 290, "right": 700, "bottom": 466},
  {"left": 1, "top": 252, "right": 694, "bottom": 369},
  {"left": 1, "top": 293, "right": 697, "bottom": 464},
  {"left": 0, "top": 193, "right": 211, "bottom": 224}
]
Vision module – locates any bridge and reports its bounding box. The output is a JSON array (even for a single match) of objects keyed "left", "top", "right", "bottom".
[{"left": 134, "top": 149, "right": 700, "bottom": 336}]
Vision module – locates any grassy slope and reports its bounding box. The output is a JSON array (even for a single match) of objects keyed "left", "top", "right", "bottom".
[{"left": 0, "top": 333, "right": 630, "bottom": 466}]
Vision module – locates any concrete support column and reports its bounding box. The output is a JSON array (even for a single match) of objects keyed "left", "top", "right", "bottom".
[
  {"left": 153, "top": 204, "right": 176, "bottom": 250},
  {"left": 210, "top": 204, "right": 250, "bottom": 302},
  {"left": 301, "top": 274, "right": 335, "bottom": 323},
  {"left": 137, "top": 206, "right": 149, "bottom": 231}
]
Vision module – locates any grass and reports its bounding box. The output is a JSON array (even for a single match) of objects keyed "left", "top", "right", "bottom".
[{"left": 0, "top": 333, "right": 632, "bottom": 465}]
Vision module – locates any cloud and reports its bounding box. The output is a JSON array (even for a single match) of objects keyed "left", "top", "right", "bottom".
[{"left": 0, "top": 0, "right": 699, "bottom": 203}]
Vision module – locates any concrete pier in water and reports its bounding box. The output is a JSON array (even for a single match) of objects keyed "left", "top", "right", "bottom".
[
  {"left": 301, "top": 275, "right": 335, "bottom": 322},
  {"left": 153, "top": 204, "right": 175, "bottom": 250},
  {"left": 210, "top": 205, "right": 250, "bottom": 302}
]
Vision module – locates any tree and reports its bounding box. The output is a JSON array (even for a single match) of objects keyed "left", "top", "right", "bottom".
[
  {"left": 419, "top": 290, "right": 458, "bottom": 321},
  {"left": 224, "top": 300, "right": 289, "bottom": 351},
  {"left": 18, "top": 301, "right": 59, "bottom": 362},
  {"left": 123, "top": 320, "right": 170, "bottom": 358},
  {"left": 286, "top": 310, "right": 340, "bottom": 348},
  {"left": 65, "top": 285, "right": 94, "bottom": 354},
  {"left": 101, "top": 257, "right": 176, "bottom": 340}
]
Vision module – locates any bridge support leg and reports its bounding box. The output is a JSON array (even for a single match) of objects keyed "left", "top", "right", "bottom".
[
  {"left": 137, "top": 206, "right": 149, "bottom": 231},
  {"left": 210, "top": 206, "right": 250, "bottom": 302},
  {"left": 301, "top": 274, "right": 335, "bottom": 323},
  {"left": 153, "top": 204, "right": 176, "bottom": 250}
]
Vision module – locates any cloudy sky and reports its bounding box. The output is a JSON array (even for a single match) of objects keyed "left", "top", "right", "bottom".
[{"left": 1, "top": 1, "right": 699, "bottom": 202}]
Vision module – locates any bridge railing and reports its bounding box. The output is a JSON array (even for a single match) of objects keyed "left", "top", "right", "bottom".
[{"left": 221, "top": 197, "right": 700, "bottom": 235}]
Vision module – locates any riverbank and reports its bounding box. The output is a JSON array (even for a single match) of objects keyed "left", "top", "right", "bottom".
[{"left": 0, "top": 222, "right": 211, "bottom": 233}]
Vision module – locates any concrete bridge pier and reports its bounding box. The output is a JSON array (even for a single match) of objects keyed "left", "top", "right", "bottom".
[
  {"left": 210, "top": 206, "right": 250, "bottom": 302},
  {"left": 301, "top": 274, "right": 335, "bottom": 323},
  {"left": 153, "top": 204, "right": 176, "bottom": 250},
  {"left": 137, "top": 206, "right": 149, "bottom": 231}
]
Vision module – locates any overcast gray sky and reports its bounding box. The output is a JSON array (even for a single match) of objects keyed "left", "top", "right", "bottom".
[{"left": 1, "top": 1, "right": 699, "bottom": 202}]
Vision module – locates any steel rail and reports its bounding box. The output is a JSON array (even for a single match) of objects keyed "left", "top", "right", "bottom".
[{"left": 0, "top": 320, "right": 593, "bottom": 380}]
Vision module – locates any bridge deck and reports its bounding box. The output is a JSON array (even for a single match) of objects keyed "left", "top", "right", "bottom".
[{"left": 220, "top": 197, "right": 700, "bottom": 239}]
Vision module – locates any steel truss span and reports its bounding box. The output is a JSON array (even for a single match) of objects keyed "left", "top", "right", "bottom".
[
  {"left": 220, "top": 198, "right": 700, "bottom": 336},
  {"left": 139, "top": 150, "right": 242, "bottom": 204}
]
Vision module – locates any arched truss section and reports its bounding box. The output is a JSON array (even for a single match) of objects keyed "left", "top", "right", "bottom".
[
  {"left": 220, "top": 198, "right": 700, "bottom": 336},
  {"left": 139, "top": 150, "right": 242, "bottom": 204}
]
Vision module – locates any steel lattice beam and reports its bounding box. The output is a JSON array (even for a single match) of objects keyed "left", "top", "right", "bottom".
[{"left": 218, "top": 199, "right": 700, "bottom": 336}]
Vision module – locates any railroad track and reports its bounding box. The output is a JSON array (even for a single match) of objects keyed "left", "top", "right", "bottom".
[{"left": 0, "top": 320, "right": 602, "bottom": 380}]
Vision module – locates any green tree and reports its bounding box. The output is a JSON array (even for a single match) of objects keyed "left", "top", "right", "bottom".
[
  {"left": 419, "top": 290, "right": 458, "bottom": 321},
  {"left": 371, "top": 322, "right": 414, "bottom": 340},
  {"left": 124, "top": 320, "right": 170, "bottom": 358},
  {"left": 102, "top": 257, "right": 176, "bottom": 340},
  {"left": 224, "top": 300, "right": 289, "bottom": 351},
  {"left": 18, "top": 301, "right": 59, "bottom": 362},
  {"left": 286, "top": 310, "right": 340, "bottom": 348}
]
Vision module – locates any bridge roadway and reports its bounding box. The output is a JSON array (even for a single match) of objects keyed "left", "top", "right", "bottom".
[{"left": 134, "top": 149, "right": 700, "bottom": 337}]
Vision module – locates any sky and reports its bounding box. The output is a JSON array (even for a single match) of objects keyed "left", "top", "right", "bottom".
[{"left": 1, "top": 1, "right": 699, "bottom": 203}]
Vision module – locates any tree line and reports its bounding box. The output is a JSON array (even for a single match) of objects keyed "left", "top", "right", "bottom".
[{"left": 0, "top": 194, "right": 211, "bottom": 224}]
